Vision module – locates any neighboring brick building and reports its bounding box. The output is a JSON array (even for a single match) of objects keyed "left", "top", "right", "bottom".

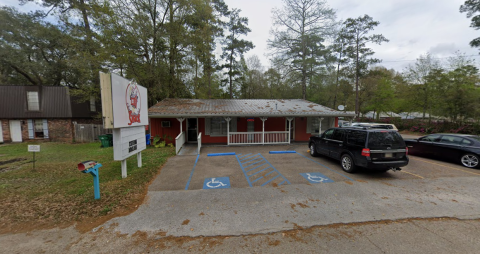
[{"left": 0, "top": 86, "right": 101, "bottom": 143}]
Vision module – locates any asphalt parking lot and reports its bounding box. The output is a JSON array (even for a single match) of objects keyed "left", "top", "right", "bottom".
[{"left": 149, "top": 143, "right": 480, "bottom": 192}]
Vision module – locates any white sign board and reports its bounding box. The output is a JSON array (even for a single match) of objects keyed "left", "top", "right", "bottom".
[
  {"left": 111, "top": 73, "right": 148, "bottom": 128},
  {"left": 113, "top": 126, "right": 146, "bottom": 161},
  {"left": 28, "top": 145, "right": 40, "bottom": 152}
]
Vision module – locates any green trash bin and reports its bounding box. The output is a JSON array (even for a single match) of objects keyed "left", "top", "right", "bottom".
[
  {"left": 106, "top": 134, "right": 113, "bottom": 147},
  {"left": 99, "top": 135, "right": 110, "bottom": 148}
]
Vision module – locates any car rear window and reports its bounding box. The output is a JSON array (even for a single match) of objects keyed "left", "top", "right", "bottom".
[
  {"left": 347, "top": 131, "right": 367, "bottom": 146},
  {"left": 367, "top": 131, "right": 405, "bottom": 149},
  {"left": 470, "top": 136, "right": 480, "bottom": 142}
]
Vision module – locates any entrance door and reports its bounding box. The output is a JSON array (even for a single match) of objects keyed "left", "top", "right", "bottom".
[
  {"left": 187, "top": 118, "right": 198, "bottom": 142},
  {"left": 286, "top": 119, "right": 295, "bottom": 141},
  {"left": 247, "top": 119, "right": 254, "bottom": 141},
  {"left": 9, "top": 120, "right": 22, "bottom": 142}
]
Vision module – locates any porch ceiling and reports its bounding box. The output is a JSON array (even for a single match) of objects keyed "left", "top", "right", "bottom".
[{"left": 148, "top": 99, "right": 355, "bottom": 118}]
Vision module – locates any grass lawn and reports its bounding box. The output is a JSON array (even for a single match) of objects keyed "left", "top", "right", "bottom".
[{"left": 0, "top": 142, "right": 175, "bottom": 233}]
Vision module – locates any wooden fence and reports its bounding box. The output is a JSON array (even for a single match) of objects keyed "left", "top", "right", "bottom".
[{"left": 74, "top": 123, "right": 112, "bottom": 143}]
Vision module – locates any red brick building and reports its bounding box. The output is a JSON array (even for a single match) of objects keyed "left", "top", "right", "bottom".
[
  {"left": 148, "top": 99, "right": 355, "bottom": 146},
  {"left": 0, "top": 86, "right": 101, "bottom": 143}
]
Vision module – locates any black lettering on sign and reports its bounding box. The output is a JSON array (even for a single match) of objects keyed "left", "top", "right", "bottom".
[{"left": 128, "top": 139, "right": 138, "bottom": 153}]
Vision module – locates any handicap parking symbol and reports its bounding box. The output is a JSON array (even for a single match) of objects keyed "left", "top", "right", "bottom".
[
  {"left": 300, "top": 172, "right": 334, "bottom": 184},
  {"left": 203, "top": 177, "right": 231, "bottom": 189}
]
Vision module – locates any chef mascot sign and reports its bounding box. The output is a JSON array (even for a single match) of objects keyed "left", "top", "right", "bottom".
[{"left": 100, "top": 72, "right": 148, "bottom": 178}]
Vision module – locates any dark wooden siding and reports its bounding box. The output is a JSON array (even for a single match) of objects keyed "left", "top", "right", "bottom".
[{"left": 0, "top": 86, "right": 73, "bottom": 118}]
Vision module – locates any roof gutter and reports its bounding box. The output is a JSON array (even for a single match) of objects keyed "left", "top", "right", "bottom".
[{"left": 148, "top": 113, "right": 357, "bottom": 118}]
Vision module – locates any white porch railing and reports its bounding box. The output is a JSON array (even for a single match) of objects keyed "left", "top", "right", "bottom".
[
  {"left": 197, "top": 132, "right": 202, "bottom": 154},
  {"left": 228, "top": 131, "right": 289, "bottom": 145},
  {"left": 175, "top": 131, "right": 185, "bottom": 154}
]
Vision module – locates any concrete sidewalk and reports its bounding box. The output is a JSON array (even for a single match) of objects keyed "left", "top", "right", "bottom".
[{"left": 100, "top": 176, "right": 480, "bottom": 237}]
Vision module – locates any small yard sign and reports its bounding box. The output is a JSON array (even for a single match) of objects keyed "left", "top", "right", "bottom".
[
  {"left": 28, "top": 145, "right": 40, "bottom": 169},
  {"left": 28, "top": 145, "right": 40, "bottom": 152}
]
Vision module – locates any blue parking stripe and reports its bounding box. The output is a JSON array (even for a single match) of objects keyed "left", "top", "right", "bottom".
[
  {"left": 245, "top": 161, "right": 267, "bottom": 173},
  {"left": 236, "top": 155, "right": 253, "bottom": 187},
  {"left": 241, "top": 154, "right": 258, "bottom": 161},
  {"left": 265, "top": 170, "right": 276, "bottom": 177},
  {"left": 236, "top": 153, "right": 290, "bottom": 187},
  {"left": 261, "top": 175, "right": 280, "bottom": 186},
  {"left": 248, "top": 166, "right": 272, "bottom": 177},
  {"left": 245, "top": 160, "right": 265, "bottom": 169},
  {"left": 238, "top": 153, "right": 251, "bottom": 158},
  {"left": 251, "top": 176, "right": 263, "bottom": 183},
  {"left": 295, "top": 152, "right": 354, "bottom": 181},
  {"left": 278, "top": 180, "right": 286, "bottom": 186},
  {"left": 242, "top": 156, "right": 262, "bottom": 165},
  {"left": 185, "top": 154, "right": 200, "bottom": 190}
]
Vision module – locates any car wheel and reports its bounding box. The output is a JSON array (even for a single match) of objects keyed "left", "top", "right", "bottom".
[
  {"left": 460, "top": 154, "right": 479, "bottom": 168},
  {"left": 309, "top": 143, "right": 318, "bottom": 157},
  {"left": 341, "top": 154, "right": 357, "bottom": 173}
]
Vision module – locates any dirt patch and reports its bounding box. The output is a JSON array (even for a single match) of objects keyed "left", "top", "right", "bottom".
[
  {"left": 182, "top": 220, "right": 190, "bottom": 225},
  {"left": 345, "top": 181, "right": 353, "bottom": 185},
  {"left": 380, "top": 181, "right": 394, "bottom": 187},
  {"left": 0, "top": 158, "right": 27, "bottom": 166},
  {"left": 0, "top": 158, "right": 28, "bottom": 173},
  {"left": 296, "top": 202, "right": 310, "bottom": 208},
  {"left": 272, "top": 182, "right": 278, "bottom": 187}
]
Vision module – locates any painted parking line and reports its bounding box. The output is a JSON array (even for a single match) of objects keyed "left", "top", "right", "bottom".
[
  {"left": 208, "top": 152, "right": 236, "bottom": 157},
  {"left": 300, "top": 172, "right": 334, "bottom": 183},
  {"left": 185, "top": 154, "right": 200, "bottom": 190},
  {"left": 269, "top": 151, "right": 296, "bottom": 154},
  {"left": 294, "top": 152, "right": 355, "bottom": 181},
  {"left": 410, "top": 157, "right": 480, "bottom": 176},
  {"left": 236, "top": 153, "right": 290, "bottom": 187},
  {"left": 399, "top": 170, "right": 424, "bottom": 179}
]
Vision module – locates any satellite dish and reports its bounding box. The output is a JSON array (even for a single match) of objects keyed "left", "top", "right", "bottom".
[{"left": 337, "top": 105, "right": 345, "bottom": 111}]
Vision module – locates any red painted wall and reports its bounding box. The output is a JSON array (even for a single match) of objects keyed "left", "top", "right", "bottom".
[
  {"left": 150, "top": 116, "right": 316, "bottom": 144},
  {"left": 294, "top": 117, "right": 311, "bottom": 141},
  {"left": 150, "top": 118, "right": 185, "bottom": 144},
  {"left": 198, "top": 118, "right": 228, "bottom": 143}
]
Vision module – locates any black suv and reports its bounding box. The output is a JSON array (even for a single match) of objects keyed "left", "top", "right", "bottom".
[{"left": 308, "top": 127, "right": 409, "bottom": 173}]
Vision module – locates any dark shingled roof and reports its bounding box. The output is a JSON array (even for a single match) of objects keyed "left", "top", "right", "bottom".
[{"left": 149, "top": 99, "right": 355, "bottom": 118}]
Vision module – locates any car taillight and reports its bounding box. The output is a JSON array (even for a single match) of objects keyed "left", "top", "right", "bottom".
[
  {"left": 406, "top": 147, "right": 408, "bottom": 155},
  {"left": 361, "top": 148, "right": 370, "bottom": 157}
]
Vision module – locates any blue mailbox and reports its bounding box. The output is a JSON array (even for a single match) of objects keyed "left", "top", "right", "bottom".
[{"left": 78, "top": 161, "right": 102, "bottom": 200}]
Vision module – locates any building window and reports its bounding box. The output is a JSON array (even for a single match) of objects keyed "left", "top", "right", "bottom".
[
  {"left": 90, "top": 96, "right": 96, "bottom": 112},
  {"left": 27, "top": 91, "right": 39, "bottom": 111},
  {"left": 34, "top": 120, "right": 44, "bottom": 138},
  {"left": 310, "top": 117, "right": 320, "bottom": 134},
  {"left": 210, "top": 117, "right": 233, "bottom": 136}
]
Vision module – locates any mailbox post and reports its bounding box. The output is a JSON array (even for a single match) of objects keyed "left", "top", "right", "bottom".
[{"left": 78, "top": 161, "right": 102, "bottom": 200}]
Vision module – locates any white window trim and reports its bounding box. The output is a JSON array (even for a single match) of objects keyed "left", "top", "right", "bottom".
[
  {"left": 27, "top": 91, "right": 40, "bottom": 111},
  {"left": 90, "top": 96, "right": 96, "bottom": 112}
]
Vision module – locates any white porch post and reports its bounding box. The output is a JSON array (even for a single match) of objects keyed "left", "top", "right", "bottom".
[
  {"left": 260, "top": 117, "right": 268, "bottom": 145},
  {"left": 177, "top": 118, "right": 185, "bottom": 133},
  {"left": 319, "top": 117, "right": 324, "bottom": 135},
  {"left": 287, "top": 117, "right": 293, "bottom": 144},
  {"left": 224, "top": 117, "right": 231, "bottom": 145}
]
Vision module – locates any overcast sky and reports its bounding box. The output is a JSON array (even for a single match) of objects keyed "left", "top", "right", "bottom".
[
  {"left": 3, "top": 0, "right": 479, "bottom": 72},
  {"left": 224, "top": 0, "right": 480, "bottom": 71}
]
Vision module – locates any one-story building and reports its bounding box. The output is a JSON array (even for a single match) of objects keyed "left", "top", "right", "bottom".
[{"left": 148, "top": 99, "right": 355, "bottom": 147}]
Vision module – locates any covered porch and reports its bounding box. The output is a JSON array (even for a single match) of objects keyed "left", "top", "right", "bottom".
[{"left": 148, "top": 99, "right": 356, "bottom": 154}]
